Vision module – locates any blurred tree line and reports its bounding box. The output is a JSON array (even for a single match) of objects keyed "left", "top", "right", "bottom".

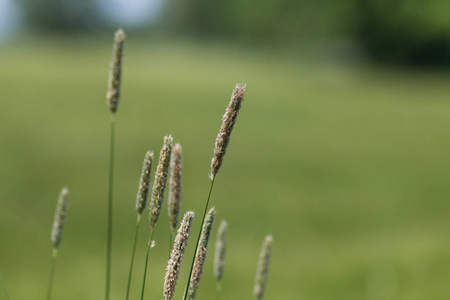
[
  {"left": 17, "top": 0, "right": 450, "bottom": 65},
  {"left": 17, "top": 0, "right": 105, "bottom": 32}
]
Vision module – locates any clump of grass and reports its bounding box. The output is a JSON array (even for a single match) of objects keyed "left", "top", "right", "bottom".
[
  {"left": 105, "top": 28, "right": 126, "bottom": 300},
  {"left": 141, "top": 135, "right": 173, "bottom": 300},
  {"left": 253, "top": 235, "right": 274, "bottom": 300},
  {"left": 183, "top": 84, "right": 246, "bottom": 300},
  {"left": 214, "top": 220, "right": 228, "bottom": 298},
  {"left": 31, "top": 31, "right": 277, "bottom": 300},
  {"left": 168, "top": 143, "right": 183, "bottom": 256},
  {"left": 47, "top": 187, "right": 69, "bottom": 300},
  {"left": 125, "top": 151, "right": 154, "bottom": 300},
  {"left": 164, "top": 211, "right": 195, "bottom": 300},
  {"left": 187, "top": 207, "right": 216, "bottom": 300}
]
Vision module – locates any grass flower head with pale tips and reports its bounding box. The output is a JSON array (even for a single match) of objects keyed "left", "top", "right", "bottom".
[
  {"left": 210, "top": 83, "right": 245, "bottom": 179},
  {"left": 106, "top": 29, "right": 126, "bottom": 114},
  {"left": 164, "top": 211, "right": 195, "bottom": 300},
  {"left": 150, "top": 135, "right": 173, "bottom": 229},
  {"left": 136, "top": 151, "right": 154, "bottom": 215}
]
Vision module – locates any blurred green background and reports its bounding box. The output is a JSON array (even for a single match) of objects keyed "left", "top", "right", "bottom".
[{"left": 2, "top": 1, "right": 450, "bottom": 300}]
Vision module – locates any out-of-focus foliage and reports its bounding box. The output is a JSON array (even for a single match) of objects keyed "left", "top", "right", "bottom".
[
  {"left": 353, "top": 0, "right": 450, "bottom": 65},
  {"left": 17, "top": 0, "right": 105, "bottom": 32},
  {"left": 13, "top": 0, "right": 450, "bottom": 64},
  {"left": 163, "top": 0, "right": 356, "bottom": 39},
  {"left": 163, "top": 0, "right": 450, "bottom": 65}
]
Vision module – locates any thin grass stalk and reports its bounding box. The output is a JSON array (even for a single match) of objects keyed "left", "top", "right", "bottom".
[
  {"left": 140, "top": 229, "right": 155, "bottom": 300},
  {"left": 184, "top": 84, "right": 245, "bottom": 299},
  {"left": 182, "top": 176, "right": 215, "bottom": 300},
  {"left": 46, "top": 249, "right": 58, "bottom": 300},
  {"left": 0, "top": 269, "right": 10, "bottom": 300},
  {"left": 125, "top": 215, "right": 141, "bottom": 300},
  {"left": 215, "top": 282, "right": 221, "bottom": 300},
  {"left": 187, "top": 208, "right": 216, "bottom": 300},
  {"left": 105, "top": 115, "right": 115, "bottom": 300},
  {"left": 125, "top": 151, "right": 154, "bottom": 300},
  {"left": 105, "top": 29, "right": 125, "bottom": 300}
]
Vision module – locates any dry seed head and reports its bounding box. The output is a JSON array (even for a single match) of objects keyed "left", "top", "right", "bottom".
[
  {"left": 164, "top": 211, "right": 195, "bottom": 300},
  {"left": 106, "top": 29, "right": 126, "bottom": 113},
  {"left": 168, "top": 143, "right": 182, "bottom": 232},
  {"left": 210, "top": 83, "right": 245, "bottom": 179},
  {"left": 149, "top": 135, "right": 173, "bottom": 228},
  {"left": 253, "top": 235, "right": 274, "bottom": 300},
  {"left": 187, "top": 207, "right": 216, "bottom": 300},
  {"left": 136, "top": 151, "right": 154, "bottom": 214},
  {"left": 51, "top": 187, "right": 70, "bottom": 249},
  {"left": 214, "top": 220, "right": 228, "bottom": 282}
]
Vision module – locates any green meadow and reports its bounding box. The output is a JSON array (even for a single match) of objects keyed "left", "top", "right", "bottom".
[{"left": 1, "top": 37, "right": 450, "bottom": 299}]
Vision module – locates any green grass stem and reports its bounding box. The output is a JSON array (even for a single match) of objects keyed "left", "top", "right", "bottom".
[
  {"left": 182, "top": 176, "right": 215, "bottom": 300},
  {"left": 215, "top": 282, "right": 221, "bottom": 300},
  {"left": 105, "top": 114, "right": 116, "bottom": 300},
  {"left": 125, "top": 214, "right": 141, "bottom": 300},
  {"left": 46, "top": 248, "right": 58, "bottom": 300},
  {"left": 140, "top": 229, "right": 154, "bottom": 300}
]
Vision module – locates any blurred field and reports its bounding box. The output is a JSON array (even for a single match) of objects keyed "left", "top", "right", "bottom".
[{"left": 2, "top": 37, "right": 450, "bottom": 300}]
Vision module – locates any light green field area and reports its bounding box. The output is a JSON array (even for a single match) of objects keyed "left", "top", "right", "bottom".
[{"left": 1, "top": 37, "right": 450, "bottom": 300}]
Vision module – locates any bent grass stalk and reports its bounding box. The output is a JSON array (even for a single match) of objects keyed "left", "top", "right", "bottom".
[
  {"left": 183, "top": 84, "right": 245, "bottom": 300},
  {"left": 105, "top": 28, "right": 125, "bottom": 300}
]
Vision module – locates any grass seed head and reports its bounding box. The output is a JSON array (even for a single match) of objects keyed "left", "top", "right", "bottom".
[
  {"left": 187, "top": 207, "right": 216, "bottom": 300},
  {"left": 106, "top": 29, "right": 126, "bottom": 113},
  {"left": 164, "top": 211, "right": 195, "bottom": 300},
  {"left": 150, "top": 135, "right": 173, "bottom": 229},
  {"left": 168, "top": 143, "right": 182, "bottom": 232},
  {"left": 51, "top": 187, "right": 70, "bottom": 249},
  {"left": 210, "top": 83, "right": 245, "bottom": 179},
  {"left": 136, "top": 151, "right": 154, "bottom": 215},
  {"left": 214, "top": 219, "right": 228, "bottom": 282},
  {"left": 253, "top": 235, "right": 274, "bottom": 300}
]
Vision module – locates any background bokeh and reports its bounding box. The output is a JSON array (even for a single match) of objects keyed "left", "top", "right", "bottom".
[{"left": 2, "top": 1, "right": 450, "bottom": 300}]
